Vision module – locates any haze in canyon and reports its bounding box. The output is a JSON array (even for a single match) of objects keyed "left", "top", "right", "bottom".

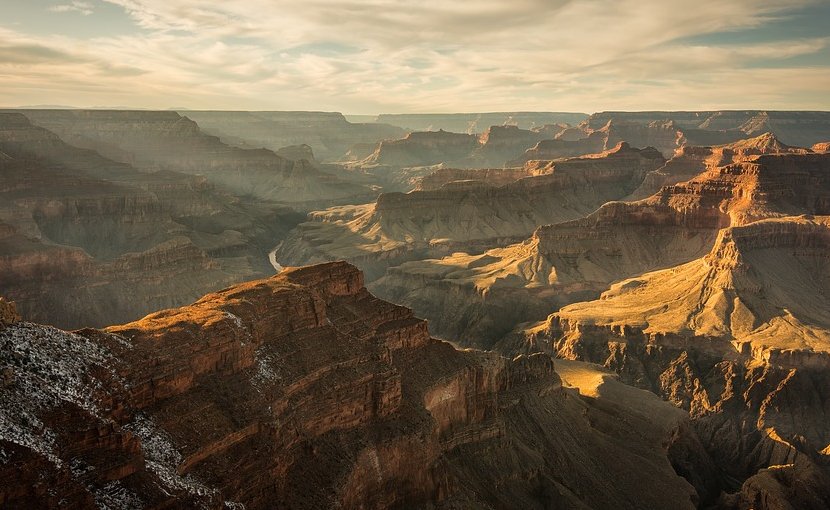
[{"left": 2, "top": 1, "right": 830, "bottom": 509}]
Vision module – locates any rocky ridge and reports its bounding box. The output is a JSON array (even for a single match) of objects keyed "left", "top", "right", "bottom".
[
  {"left": 0, "top": 112, "right": 304, "bottom": 328},
  {"left": 371, "top": 149, "right": 830, "bottom": 347},
  {"left": 278, "top": 143, "right": 665, "bottom": 280},
  {"left": 0, "top": 262, "right": 702, "bottom": 509},
  {"left": 11, "top": 110, "right": 374, "bottom": 209}
]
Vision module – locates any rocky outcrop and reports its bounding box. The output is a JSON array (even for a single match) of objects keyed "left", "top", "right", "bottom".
[
  {"left": 587, "top": 111, "right": 830, "bottom": 148},
  {"left": 516, "top": 216, "right": 830, "bottom": 506},
  {"left": 177, "top": 110, "right": 406, "bottom": 161},
  {"left": 0, "top": 113, "right": 306, "bottom": 328},
  {"left": 371, "top": 150, "right": 830, "bottom": 348},
  {"left": 509, "top": 131, "right": 607, "bottom": 165},
  {"left": 279, "top": 144, "right": 665, "bottom": 280},
  {"left": 0, "top": 298, "right": 19, "bottom": 328},
  {"left": 12, "top": 110, "right": 375, "bottom": 208},
  {"left": 628, "top": 132, "right": 812, "bottom": 200},
  {"left": 275, "top": 143, "right": 317, "bottom": 163},
  {"left": 363, "top": 130, "right": 480, "bottom": 167},
  {"left": 0, "top": 262, "right": 702, "bottom": 509},
  {"left": 813, "top": 141, "right": 830, "bottom": 153}
]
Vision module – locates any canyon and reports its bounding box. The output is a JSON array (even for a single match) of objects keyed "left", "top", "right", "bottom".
[
  {"left": 2, "top": 109, "right": 830, "bottom": 509},
  {"left": 0, "top": 262, "right": 704, "bottom": 509}
]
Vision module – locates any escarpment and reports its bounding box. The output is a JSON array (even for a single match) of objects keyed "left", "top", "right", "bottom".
[
  {"left": 371, "top": 149, "right": 830, "bottom": 348},
  {"left": 363, "top": 130, "right": 480, "bottom": 167},
  {"left": 11, "top": 109, "right": 375, "bottom": 208},
  {"left": 278, "top": 143, "right": 665, "bottom": 280},
  {"left": 515, "top": 216, "right": 830, "bottom": 506},
  {"left": 179, "top": 110, "right": 405, "bottom": 161},
  {"left": 628, "top": 132, "right": 812, "bottom": 200},
  {"left": 0, "top": 262, "right": 702, "bottom": 509},
  {"left": 587, "top": 111, "right": 830, "bottom": 148},
  {"left": 0, "top": 113, "right": 305, "bottom": 328}
]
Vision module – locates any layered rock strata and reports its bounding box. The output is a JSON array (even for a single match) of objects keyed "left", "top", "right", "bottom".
[
  {"left": 0, "top": 262, "right": 701, "bottom": 509},
  {"left": 279, "top": 144, "right": 665, "bottom": 280}
]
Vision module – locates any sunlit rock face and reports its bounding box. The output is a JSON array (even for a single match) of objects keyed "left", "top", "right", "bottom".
[
  {"left": 586, "top": 111, "right": 830, "bottom": 148},
  {"left": 512, "top": 216, "right": 830, "bottom": 507},
  {"left": 278, "top": 143, "right": 665, "bottom": 281},
  {"left": 371, "top": 149, "right": 830, "bottom": 350},
  {"left": 0, "top": 262, "right": 702, "bottom": 509}
]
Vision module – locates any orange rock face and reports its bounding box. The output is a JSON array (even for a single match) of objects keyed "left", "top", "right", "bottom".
[{"left": 1, "top": 262, "right": 704, "bottom": 509}]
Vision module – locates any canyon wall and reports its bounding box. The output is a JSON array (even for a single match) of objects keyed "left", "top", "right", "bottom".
[{"left": 0, "top": 262, "right": 702, "bottom": 509}]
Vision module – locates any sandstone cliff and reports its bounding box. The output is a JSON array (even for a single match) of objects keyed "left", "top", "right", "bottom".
[
  {"left": 515, "top": 216, "right": 830, "bottom": 507},
  {"left": 0, "top": 262, "right": 702, "bottom": 509},
  {"left": 587, "top": 111, "right": 830, "bottom": 148},
  {"left": 371, "top": 150, "right": 830, "bottom": 348},
  {"left": 278, "top": 143, "right": 665, "bottom": 280},
  {"left": 628, "top": 132, "right": 812, "bottom": 200}
]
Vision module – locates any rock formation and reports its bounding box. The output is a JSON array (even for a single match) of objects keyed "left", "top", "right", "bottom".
[
  {"left": 0, "top": 262, "right": 703, "bottom": 509},
  {"left": 518, "top": 216, "right": 830, "bottom": 506},
  {"left": 178, "top": 110, "right": 406, "bottom": 161},
  {"left": 587, "top": 111, "right": 830, "bottom": 148},
  {"left": 10, "top": 110, "right": 375, "bottom": 209},
  {"left": 627, "top": 132, "right": 812, "bottom": 200},
  {"left": 362, "top": 129, "right": 480, "bottom": 168},
  {"left": 371, "top": 150, "right": 830, "bottom": 347},
  {"left": 278, "top": 143, "right": 665, "bottom": 280},
  {"left": 0, "top": 112, "right": 305, "bottom": 328}
]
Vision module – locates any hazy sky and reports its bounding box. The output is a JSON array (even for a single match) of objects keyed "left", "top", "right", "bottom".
[{"left": 1, "top": 0, "right": 829, "bottom": 113}]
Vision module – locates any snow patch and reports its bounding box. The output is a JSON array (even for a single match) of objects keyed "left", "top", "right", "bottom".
[
  {"left": 124, "top": 414, "right": 218, "bottom": 498},
  {"left": 94, "top": 480, "right": 144, "bottom": 510},
  {"left": 0, "top": 323, "right": 119, "bottom": 467}
]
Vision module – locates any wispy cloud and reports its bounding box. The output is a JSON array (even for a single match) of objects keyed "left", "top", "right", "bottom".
[
  {"left": 49, "top": 1, "right": 95, "bottom": 16},
  {"left": 3, "top": 0, "right": 829, "bottom": 112}
]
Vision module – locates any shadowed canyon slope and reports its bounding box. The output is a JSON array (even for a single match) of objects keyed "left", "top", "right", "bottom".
[
  {"left": 372, "top": 146, "right": 830, "bottom": 347},
  {"left": 278, "top": 143, "right": 665, "bottom": 279},
  {"left": 0, "top": 262, "right": 702, "bottom": 509},
  {"left": 3, "top": 108, "right": 830, "bottom": 509},
  {"left": 8, "top": 109, "right": 376, "bottom": 209},
  {"left": 0, "top": 112, "right": 307, "bottom": 328},
  {"left": 514, "top": 216, "right": 830, "bottom": 508},
  {"left": 180, "top": 111, "right": 406, "bottom": 161}
]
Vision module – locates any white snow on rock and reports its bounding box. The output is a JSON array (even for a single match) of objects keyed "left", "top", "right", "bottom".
[
  {"left": 0, "top": 323, "right": 119, "bottom": 467},
  {"left": 124, "top": 414, "right": 218, "bottom": 498}
]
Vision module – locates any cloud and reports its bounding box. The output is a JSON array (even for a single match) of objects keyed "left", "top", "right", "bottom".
[
  {"left": 3, "top": 0, "right": 829, "bottom": 112},
  {"left": 49, "top": 1, "right": 95, "bottom": 16}
]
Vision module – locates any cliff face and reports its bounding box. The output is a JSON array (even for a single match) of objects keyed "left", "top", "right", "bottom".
[
  {"left": 628, "top": 132, "right": 812, "bottom": 200},
  {"left": 370, "top": 150, "right": 830, "bottom": 349},
  {"left": 587, "top": 111, "right": 830, "bottom": 148},
  {"left": 0, "top": 262, "right": 702, "bottom": 509},
  {"left": 364, "top": 130, "right": 481, "bottom": 167},
  {"left": 278, "top": 144, "right": 665, "bottom": 281},
  {"left": 0, "top": 113, "right": 305, "bottom": 328},
  {"left": 12, "top": 110, "right": 375, "bottom": 208},
  {"left": 517, "top": 216, "right": 830, "bottom": 507},
  {"left": 179, "top": 111, "right": 405, "bottom": 161}
]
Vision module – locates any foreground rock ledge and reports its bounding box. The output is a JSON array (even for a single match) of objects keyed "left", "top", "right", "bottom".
[{"left": 0, "top": 261, "right": 701, "bottom": 509}]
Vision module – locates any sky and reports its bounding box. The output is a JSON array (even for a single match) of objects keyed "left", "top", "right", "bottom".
[{"left": 1, "top": 0, "right": 829, "bottom": 114}]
